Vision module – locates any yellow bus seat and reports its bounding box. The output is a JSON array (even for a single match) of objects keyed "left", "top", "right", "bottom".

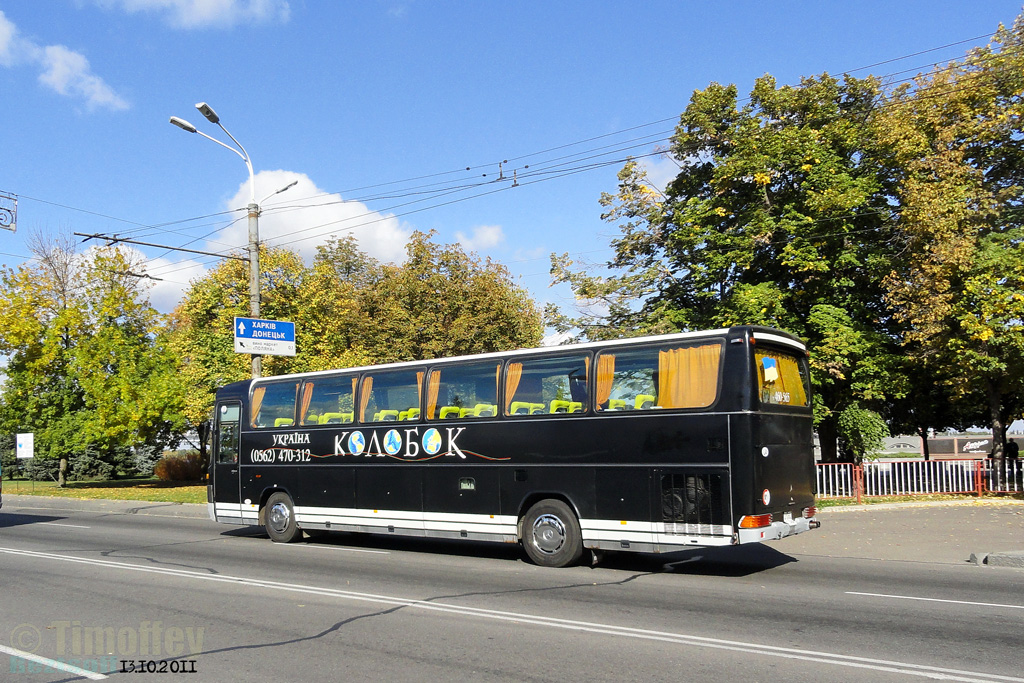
[
  {"left": 274, "top": 418, "right": 294, "bottom": 427},
  {"left": 635, "top": 394, "right": 656, "bottom": 410},
  {"left": 510, "top": 401, "right": 534, "bottom": 415},
  {"left": 549, "top": 400, "right": 583, "bottom": 414},
  {"left": 473, "top": 403, "right": 497, "bottom": 417},
  {"left": 439, "top": 406, "right": 461, "bottom": 420}
]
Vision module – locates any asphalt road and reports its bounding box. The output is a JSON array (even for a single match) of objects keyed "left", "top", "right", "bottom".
[{"left": 0, "top": 495, "right": 1021, "bottom": 683}]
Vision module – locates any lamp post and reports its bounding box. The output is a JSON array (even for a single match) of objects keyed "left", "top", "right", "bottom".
[{"left": 170, "top": 103, "right": 293, "bottom": 378}]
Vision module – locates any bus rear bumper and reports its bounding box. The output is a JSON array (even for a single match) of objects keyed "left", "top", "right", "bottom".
[{"left": 737, "top": 515, "right": 817, "bottom": 544}]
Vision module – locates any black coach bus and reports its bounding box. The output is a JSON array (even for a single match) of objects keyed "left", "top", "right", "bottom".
[{"left": 208, "top": 326, "right": 818, "bottom": 567}]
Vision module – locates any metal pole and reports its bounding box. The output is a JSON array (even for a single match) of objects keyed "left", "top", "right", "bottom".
[{"left": 248, "top": 201, "right": 262, "bottom": 378}]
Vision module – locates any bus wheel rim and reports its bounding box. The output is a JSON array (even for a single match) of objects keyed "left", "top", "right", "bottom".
[
  {"left": 268, "top": 502, "right": 291, "bottom": 533},
  {"left": 532, "top": 514, "right": 566, "bottom": 554}
]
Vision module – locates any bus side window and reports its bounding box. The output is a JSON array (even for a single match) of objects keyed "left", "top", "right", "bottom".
[
  {"left": 595, "top": 342, "right": 722, "bottom": 411},
  {"left": 217, "top": 404, "right": 240, "bottom": 464},
  {"left": 360, "top": 369, "right": 424, "bottom": 424},
  {"left": 426, "top": 361, "right": 500, "bottom": 420},
  {"left": 299, "top": 376, "right": 356, "bottom": 425},
  {"left": 250, "top": 382, "right": 300, "bottom": 428},
  {"left": 504, "top": 354, "right": 590, "bottom": 417}
]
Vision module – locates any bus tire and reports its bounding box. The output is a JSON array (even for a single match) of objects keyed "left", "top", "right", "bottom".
[
  {"left": 521, "top": 499, "right": 583, "bottom": 568},
  {"left": 264, "top": 492, "right": 302, "bottom": 543}
]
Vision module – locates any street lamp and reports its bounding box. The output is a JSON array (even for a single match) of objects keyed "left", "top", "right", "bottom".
[{"left": 170, "top": 102, "right": 292, "bottom": 378}]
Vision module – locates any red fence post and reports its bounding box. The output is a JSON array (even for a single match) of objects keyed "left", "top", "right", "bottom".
[
  {"left": 854, "top": 465, "right": 863, "bottom": 504},
  {"left": 975, "top": 460, "right": 984, "bottom": 497}
]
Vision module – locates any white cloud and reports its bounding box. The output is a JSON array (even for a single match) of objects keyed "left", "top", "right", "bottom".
[
  {"left": 0, "top": 10, "right": 128, "bottom": 111},
  {"left": 146, "top": 256, "right": 210, "bottom": 313},
  {"left": 133, "top": 170, "right": 413, "bottom": 313},
  {"left": 39, "top": 44, "right": 130, "bottom": 111},
  {"left": 0, "top": 11, "right": 18, "bottom": 66},
  {"left": 638, "top": 153, "right": 680, "bottom": 193},
  {"left": 541, "top": 331, "right": 572, "bottom": 347},
  {"left": 97, "top": 0, "right": 291, "bottom": 28},
  {"left": 455, "top": 224, "right": 504, "bottom": 252},
  {"left": 218, "top": 169, "right": 412, "bottom": 264}
]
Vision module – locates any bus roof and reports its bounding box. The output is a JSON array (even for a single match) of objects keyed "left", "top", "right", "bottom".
[{"left": 241, "top": 325, "right": 805, "bottom": 388}]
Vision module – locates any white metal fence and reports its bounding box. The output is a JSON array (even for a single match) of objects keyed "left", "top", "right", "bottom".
[{"left": 815, "top": 459, "right": 1022, "bottom": 500}]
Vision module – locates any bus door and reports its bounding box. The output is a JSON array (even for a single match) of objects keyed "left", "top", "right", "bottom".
[{"left": 213, "top": 402, "right": 242, "bottom": 518}]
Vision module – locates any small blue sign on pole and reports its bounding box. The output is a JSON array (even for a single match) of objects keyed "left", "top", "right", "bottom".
[{"left": 234, "top": 317, "right": 296, "bottom": 357}]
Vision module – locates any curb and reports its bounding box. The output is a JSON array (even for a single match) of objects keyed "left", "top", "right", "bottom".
[
  {"left": 1, "top": 494, "right": 209, "bottom": 519},
  {"left": 818, "top": 498, "right": 1024, "bottom": 513},
  {"left": 969, "top": 551, "right": 1024, "bottom": 569}
]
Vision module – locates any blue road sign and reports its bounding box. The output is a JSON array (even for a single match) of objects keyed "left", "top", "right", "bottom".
[{"left": 234, "top": 317, "right": 296, "bottom": 357}]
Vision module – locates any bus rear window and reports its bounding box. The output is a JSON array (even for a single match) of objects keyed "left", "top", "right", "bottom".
[{"left": 756, "top": 349, "right": 809, "bottom": 407}]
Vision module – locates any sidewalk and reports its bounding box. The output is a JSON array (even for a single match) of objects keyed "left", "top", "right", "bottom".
[
  {"left": 1, "top": 493, "right": 209, "bottom": 519},
  {"left": 785, "top": 499, "right": 1024, "bottom": 566}
]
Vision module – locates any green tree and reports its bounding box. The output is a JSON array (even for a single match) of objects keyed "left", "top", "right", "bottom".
[
  {"left": 837, "top": 403, "right": 889, "bottom": 464},
  {"left": 552, "top": 73, "right": 903, "bottom": 461},
  {"left": 0, "top": 235, "right": 185, "bottom": 484},
  {"left": 360, "top": 232, "right": 543, "bottom": 363},
  {"left": 877, "top": 17, "right": 1024, "bottom": 476},
  {"left": 171, "top": 232, "right": 543, "bottom": 433}
]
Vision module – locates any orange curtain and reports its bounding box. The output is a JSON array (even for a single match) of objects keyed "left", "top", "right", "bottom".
[
  {"left": 350, "top": 377, "right": 357, "bottom": 408},
  {"left": 761, "top": 353, "right": 808, "bottom": 406},
  {"left": 596, "top": 354, "right": 615, "bottom": 408},
  {"left": 358, "top": 376, "right": 373, "bottom": 422},
  {"left": 657, "top": 344, "right": 722, "bottom": 409},
  {"left": 493, "top": 363, "right": 500, "bottom": 403},
  {"left": 250, "top": 386, "right": 266, "bottom": 427},
  {"left": 300, "top": 382, "right": 315, "bottom": 423},
  {"left": 427, "top": 371, "right": 442, "bottom": 419},
  {"left": 416, "top": 370, "right": 424, "bottom": 409},
  {"left": 504, "top": 362, "right": 523, "bottom": 413}
]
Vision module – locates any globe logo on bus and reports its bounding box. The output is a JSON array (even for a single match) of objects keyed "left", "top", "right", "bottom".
[
  {"left": 383, "top": 429, "right": 403, "bottom": 455},
  {"left": 423, "top": 428, "right": 442, "bottom": 455},
  {"left": 348, "top": 431, "right": 365, "bottom": 455}
]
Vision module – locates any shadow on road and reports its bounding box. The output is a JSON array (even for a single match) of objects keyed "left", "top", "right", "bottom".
[
  {"left": 0, "top": 511, "right": 67, "bottom": 527},
  {"left": 598, "top": 542, "right": 797, "bottom": 577},
  {"left": 220, "top": 525, "right": 795, "bottom": 576}
]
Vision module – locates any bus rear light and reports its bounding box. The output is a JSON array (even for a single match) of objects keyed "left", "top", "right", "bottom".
[
  {"left": 738, "top": 514, "right": 773, "bottom": 529},
  {"left": 803, "top": 506, "right": 817, "bottom": 519}
]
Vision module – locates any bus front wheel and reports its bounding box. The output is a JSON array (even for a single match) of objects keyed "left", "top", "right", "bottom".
[
  {"left": 264, "top": 492, "right": 302, "bottom": 543},
  {"left": 521, "top": 499, "right": 583, "bottom": 568}
]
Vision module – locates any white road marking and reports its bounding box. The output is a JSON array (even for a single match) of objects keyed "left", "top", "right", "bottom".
[
  {"left": 0, "top": 643, "right": 107, "bottom": 680},
  {"left": 38, "top": 522, "right": 91, "bottom": 529},
  {"left": 847, "top": 591, "right": 1024, "bottom": 611},
  {"left": 0, "top": 546, "right": 1020, "bottom": 683}
]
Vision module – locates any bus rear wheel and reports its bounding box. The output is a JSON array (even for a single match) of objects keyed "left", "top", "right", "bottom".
[
  {"left": 521, "top": 499, "right": 583, "bottom": 568},
  {"left": 264, "top": 492, "right": 302, "bottom": 543}
]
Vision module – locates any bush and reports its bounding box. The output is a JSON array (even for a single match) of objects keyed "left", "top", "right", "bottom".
[
  {"left": 133, "top": 445, "right": 163, "bottom": 477},
  {"left": 23, "top": 458, "right": 60, "bottom": 482},
  {"left": 154, "top": 451, "right": 205, "bottom": 482},
  {"left": 70, "top": 445, "right": 115, "bottom": 481}
]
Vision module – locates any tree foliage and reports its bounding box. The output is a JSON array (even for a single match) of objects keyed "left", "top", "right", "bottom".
[
  {"left": 877, "top": 17, "right": 1024, "bottom": 469},
  {"left": 551, "top": 14, "right": 1024, "bottom": 461},
  {"left": 0, "top": 235, "right": 186, "bottom": 484},
  {"left": 171, "top": 231, "right": 542, "bottom": 430}
]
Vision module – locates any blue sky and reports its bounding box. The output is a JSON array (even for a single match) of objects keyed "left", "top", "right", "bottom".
[{"left": 2, "top": 0, "right": 1023, "bottom": 319}]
